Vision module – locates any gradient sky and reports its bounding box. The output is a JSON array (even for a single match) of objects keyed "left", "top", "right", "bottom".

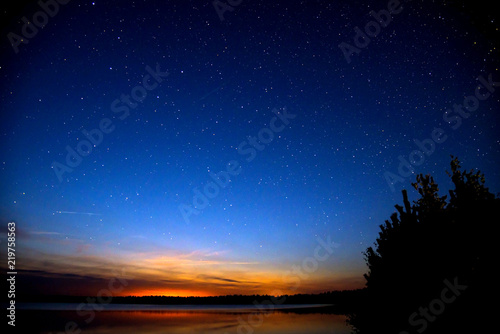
[{"left": 1, "top": 0, "right": 499, "bottom": 297}]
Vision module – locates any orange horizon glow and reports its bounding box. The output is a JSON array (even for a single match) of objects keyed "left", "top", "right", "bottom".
[
  {"left": 113, "top": 278, "right": 363, "bottom": 298},
  {"left": 18, "top": 234, "right": 366, "bottom": 297},
  {"left": 124, "top": 289, "right": 215, "bottom": 297}
]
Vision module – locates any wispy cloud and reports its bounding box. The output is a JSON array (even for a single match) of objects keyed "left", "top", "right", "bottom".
[
  {"left": 30, "top": 231, "right": 61, "bottom": 235},
  {"left": 197, "top": 274, "right": 242, "bottom": 284},
  {"left": 55, "top": 211, "right": 102, "bottom": 216}
]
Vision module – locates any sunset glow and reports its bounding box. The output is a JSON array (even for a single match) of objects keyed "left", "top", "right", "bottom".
[{"left": 1, "top": 0, "right": 498, "bottom": 305}]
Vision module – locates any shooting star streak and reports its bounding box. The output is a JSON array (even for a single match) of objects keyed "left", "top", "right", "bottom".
[
  {"left": 56, "top": 211, "right": 102, "bottom": 216},
  {"left": 199, "top": 82, "right": 227, "bottom": 101}
]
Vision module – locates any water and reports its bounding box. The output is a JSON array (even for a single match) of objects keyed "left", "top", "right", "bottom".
[{"left": 16, "top": 303, "right": 352, "bottom": 333}]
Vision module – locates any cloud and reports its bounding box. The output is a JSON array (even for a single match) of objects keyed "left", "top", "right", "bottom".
[
  {"left": 55, "top": 211, "right": 102, "bottom": 216},
  {"left": 15, "top": 241, "right": 363, "bottom": 297},
  {"left": 29, "top": 231, "right": 62, "bottom": 235},
  {"left": 197, "top": 274, "right": 242, "bottom": 284}
]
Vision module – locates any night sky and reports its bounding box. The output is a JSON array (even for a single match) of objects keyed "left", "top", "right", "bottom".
[{"left": 1, "top": 0, "right": 499, "bottom": 297}]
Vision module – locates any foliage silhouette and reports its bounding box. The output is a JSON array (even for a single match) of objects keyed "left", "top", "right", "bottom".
[{"left": 348, "top": 156, "right": 498, "bottom": 333}]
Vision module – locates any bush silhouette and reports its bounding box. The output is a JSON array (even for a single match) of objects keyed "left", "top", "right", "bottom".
[{"left": 348, "top": 156, "right": 498, "bottom": 333}]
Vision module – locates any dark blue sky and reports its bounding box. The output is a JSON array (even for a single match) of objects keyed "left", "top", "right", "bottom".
[{"left": 1, "top": 0, "right": 499, "bottom": 296}]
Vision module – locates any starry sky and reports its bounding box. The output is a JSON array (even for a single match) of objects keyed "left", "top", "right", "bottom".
[{"left": 1, "top": 0, "right": 499, "bottom": 297}]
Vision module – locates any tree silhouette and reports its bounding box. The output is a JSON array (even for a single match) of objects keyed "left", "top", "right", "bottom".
[{"left": 348, "top": 156, "right": 498, "bottom": 333}]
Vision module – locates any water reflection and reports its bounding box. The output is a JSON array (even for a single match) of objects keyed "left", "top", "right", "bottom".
[{"left": 20, "top": 308, "right": 352, "bottom": 334}]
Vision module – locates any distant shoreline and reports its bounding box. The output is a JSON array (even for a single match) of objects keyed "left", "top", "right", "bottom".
[
  {"left": 13, "top": 290, "right": 363, "bottom": 314},
  {"left": 16, "top": 302, "right": 336, "bottom": 312},
  {"left": 16, "top": 290, "right": 362, "bottom": 304}
]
